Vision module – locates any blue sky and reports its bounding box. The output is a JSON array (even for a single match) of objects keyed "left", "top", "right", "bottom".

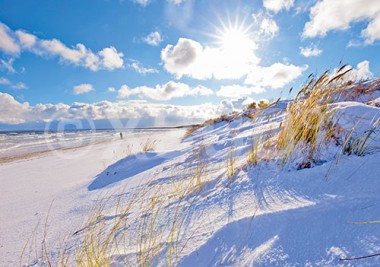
[{"left": 0, "top": 0, "right": 379, "bottom": 128}]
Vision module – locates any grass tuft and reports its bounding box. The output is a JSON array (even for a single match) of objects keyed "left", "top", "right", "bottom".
[
  {"left": 141, "top": 139, "right": 158, "bottom": 152},
  {"left": 277, "top": 68, "right": 350, "bottom": 164},
  {"left": 247, "top": 137, "right": 259, "bottom": 166},
  {"left": 226, "top": 145, "right": 236, "bottom": 183}
]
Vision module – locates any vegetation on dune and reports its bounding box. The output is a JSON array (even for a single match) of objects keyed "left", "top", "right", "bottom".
[
  {"left": 141, "top": 139, "right": 158, "bottom": 152},
  {"left": 226, "top": 145, "right": 236, "bottom": 184},
  {"left": 247, "top": 137, "right": 259, "bottom": 166},
  {"left": 277, "top": 67, "right": 379, "bottom": 167},
  {"left": 184, "top": 66, "right": 379, "bottom": 169}
]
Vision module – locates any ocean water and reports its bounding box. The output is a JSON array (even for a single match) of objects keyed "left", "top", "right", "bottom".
[{"left": 0, "top": 129, "right": 152, "bottom": 159}]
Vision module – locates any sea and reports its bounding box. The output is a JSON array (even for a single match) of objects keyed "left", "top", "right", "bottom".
[{"left": 0, "top": 129, "right": 155, "bottom": 160}]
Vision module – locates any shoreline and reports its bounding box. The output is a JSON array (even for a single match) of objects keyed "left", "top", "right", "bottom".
[
  {"left": 0, "top": 138, "right": 116, "bottom": 165},
  {"left": 0, "top": 125, "right": 194, "bottom": 134},
  {"left": 0, "top": 128, "right": 187, "bottom": 165}
]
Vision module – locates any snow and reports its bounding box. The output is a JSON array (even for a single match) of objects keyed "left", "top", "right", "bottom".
[
  {"left": 1, "top": 96, "right": 380, "bottom": 266},
  {"left": 0, "top": 129, "right": 186, "bottom": 266}
]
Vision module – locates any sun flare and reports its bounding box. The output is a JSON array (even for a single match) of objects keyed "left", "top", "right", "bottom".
[
  {"left": 219, "top": 27, "right": 253, "bottom": 52},
  {"left": 212, "top": 17, "right": 256, "bottom": 57}
]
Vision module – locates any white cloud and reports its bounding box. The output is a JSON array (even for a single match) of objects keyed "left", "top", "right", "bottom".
[
  {"left": 189, "top": 85, "right": 214, "bottom": 96},
  {"left": 216, "top": 85, "right": 265, "bottom": 98},
  {"left": 0, "top": 92, "right": 30, "bottom": 124},
  {"left": 336, "top": 60, "right": 373, "bottom": 81},
  {"left": 40, "top": 39, "right": 85, "bottom": 63},
  {"left": 361, "top": 14, "right": 380, "bottom": 44},
  {"left": 116, "top": 81, "right": 213, "bottom": 101},
  {"left": 11, "top": 82, "right": 27, "bottom": 90},
  {"left": 143, "top": 31, "right": 163, "bottom": 46},
  {"left": 351, "top": 60, "right": 373, "bottom": 80},
  {"left": 263, "top": 0, "right": 295, "bottom": 13},
  {"left": 129, "top": 59, "right": 158, "bottom": 74},
  {"left": 161, "top": 37, "right": 259, "bottom": 80},
  {"left": 98, "top": 47, "right": 124, "bottom": 70},
  {"left": 161, "top": 38, "right": 203, "bottom": 79},
  {"left": 73, "top": 84, "right": 94, "bottom": 95},
  {"left": 108, "top": 87, "right": 116, "bottom": 93},
  {"left": 303, "top": 0, "right": 380, "bottom": 44},
  {"left": 0, "top": 23, "right": 20, "bottom": 54},
  {"left": 0, "top": 92, "right": 244, "bottom": 127},
  {"left": 259, "top": 17, "right": 279, "bottom": 39},
  {"left": 0, "top": 77, "right": 11, "bottom": 85},
  {"left": 39, "top": 40, "right": 124, "bottom": 71},
  {"left": 0, "top": 22, "right": 125, "bottom": 71},
  {"left": 15, "top": 30, "right": 37, "bottom": 48},
  {"left": 245, "top": 63, "right": 308, "bottom": 89},
  {"left": 300, "top": 45, "right": 323, "bottom": 57}
]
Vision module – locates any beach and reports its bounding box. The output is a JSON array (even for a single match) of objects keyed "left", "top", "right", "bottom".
[{"left": 0, "top": 128, "right": 187, "bottom": 266}]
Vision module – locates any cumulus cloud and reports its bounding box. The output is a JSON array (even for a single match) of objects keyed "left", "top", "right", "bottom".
[
  {"left": 129, "top": 59, "right": 158, "bottom": 74},
  {"left": 300, "top": 44, "right": 323, "bottom": 57},
  {"left": 245, "top": 63, "right": 308, "bottom": 89},
  {"left": 0, "top": 22, "right": 125, "bottom": 71},
  {"left": 361, "top": 14, "right": 380, "bottom": 44},
  {"left": 0, "top": 92, "right": 245, "bottom": 127},
  {"left": 161, "top": 37, "right": 259, "bottom": 80},
  {"left": 98, "top": 47, "right": 124, "bottom": 70},
  {"left": 263, "top": 0, "right": 295, "bottom": 13},
  {"left": 39, "top": 40, "right": 124, "bottom": 71},
  {"left": 216, "top": 85, "right": 265, "bottom": 98},
  {"left": 73, "top": 84, "right": 94, "bottom": 95},
  {"left": 259, "top": 17, "right": 279, "bottom": 39},
  {"left": 161, "top": 38, "right": 202, "bottom": 78},
  {"left": 0, "top": 92, "right": 30, "bottom": 124},
  {"left": 116, "top": 81, "right": 213, "bottom": 101},
  {"left": 0, "top": 23, "right": 20, "bottom": 54},
  {"left": 143, "top": 31, "right": 163, "bottom": 46},
  {"left": 336, "top": 60, "right": 373, "bottom": 81},
  {"left": 303, "top": 0, "right": 380, "bottom": 44}
]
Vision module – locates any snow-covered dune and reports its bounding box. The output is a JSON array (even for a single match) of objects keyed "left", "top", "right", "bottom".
[{"left": 2, "top": 84, "right": 380, "bottom": 266}]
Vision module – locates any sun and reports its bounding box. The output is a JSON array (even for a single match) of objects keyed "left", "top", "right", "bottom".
[
  {"left": 219, "top": 27, "right": 254, "bottom": 52},
  {"left": 212, "top": 18, "right": 256, "bottom": 56},
  {"left": 201, "top": 15, "right": 260, "bottom": 78}
]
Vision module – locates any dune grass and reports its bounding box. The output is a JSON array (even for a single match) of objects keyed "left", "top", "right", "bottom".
[
  {"left": 276, "top": 67, "right": 357, "bottom": 165},
  {"left": 183, "top": 125, "right": 201, "bottom": 139},
  {"left": 226, "top": 145, "right": 236, "bottom": 183},
  {"left": 141, "top": 139, "right": 158, "bottom": 152},
  {"left": 247, "top": 137, "right": 259, "bottom": 166},
  {"left": 340, "top": 116, "right": 380, "bottom": 158},
  {"left": 22, "top": 149, "right": 210, "bottom": 267}
]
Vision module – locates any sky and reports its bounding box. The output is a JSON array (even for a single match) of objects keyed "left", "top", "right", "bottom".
[{"left": 0, "top": 0, "right": 379, "bottom": 129}]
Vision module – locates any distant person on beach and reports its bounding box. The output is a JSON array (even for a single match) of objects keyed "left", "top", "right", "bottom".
[{"left": 120, "top": 132, "right": 123, "bottom": 140}]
